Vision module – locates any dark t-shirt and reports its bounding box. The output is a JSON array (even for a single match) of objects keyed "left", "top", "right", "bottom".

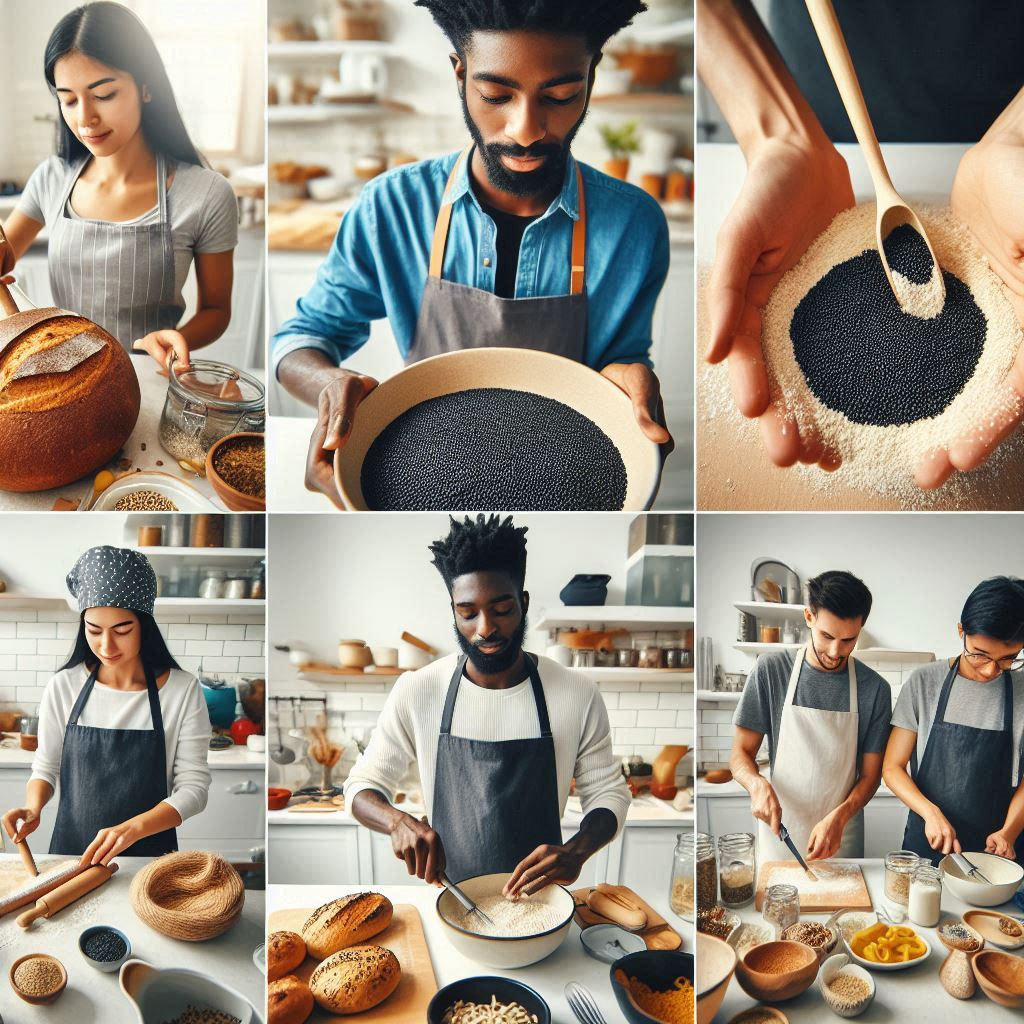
[
  {"left": 769, "top": 1, "right": 1024, "bottom": 142},
  {"left": 479, "top": 200, "right": 538, "bottom": 299}
]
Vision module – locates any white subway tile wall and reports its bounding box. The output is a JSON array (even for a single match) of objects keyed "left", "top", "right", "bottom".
[{"left": 0, "top": 608, "right": 265, "bottom": 711}]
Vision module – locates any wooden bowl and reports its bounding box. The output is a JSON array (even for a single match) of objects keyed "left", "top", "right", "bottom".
[
  {"left": 205, "top": 432, "right": 266, "bottom": 512},
  {"left": 334, "top": 348, "right": 661, "bottom": 511},
  {"left": 729, "top": 1009, "right": 789, "bottom": 1024},
  {"left": 735, "top": 940, "right": 819, "bottom": 1002},
  {"left": 972, "top": 949, "right": 1024, "bottom": 1007},
  {"left": 10, "top": 953, "right": 67, "bottom": 1004},
  {"left": 696, "top": 933, "right": 737, "bottom": 1024},
  {"left": 963, "top": 910, "right": 1024, "bottom": 950}
]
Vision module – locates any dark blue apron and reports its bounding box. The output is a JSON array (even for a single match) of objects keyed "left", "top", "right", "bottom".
[
  {"left": 49, "top": 663, "right": 178, "bottom": 856},
  {"left": 431, "top": 653, "right": 563, "bottom": 883},
  {"left": 902, "top": 657, "right": 1023, "bottom": 865}
]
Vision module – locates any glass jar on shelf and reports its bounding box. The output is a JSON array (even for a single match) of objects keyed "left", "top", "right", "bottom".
[
  {"left": 696, "top": 831, "right": 717, "bottom": 913},
  {"left": 249, "top": 559, "right": 266, "bottom": 600},
  {"left": 718, "top": 832, "right": 756, "bottom": 908},
  {"left": 763, "top": 883, "right": 799, "bottom": 938},
  {"left": 198, "top": 569, "right": 227, "bottom": 600},
  {"left": 224, "top": 574, "right": 250, "bottom": 600},
  {"left": 670, "top": 828, "right": 695, "bottom": 920}
]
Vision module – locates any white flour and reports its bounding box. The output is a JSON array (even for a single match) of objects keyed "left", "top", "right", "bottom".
[
  {"left": 448, "top": 894, "right": 566, "bottom": 937},
  {"left": 761, "top": 862, "right": 867, "bottom": 899},
  {"left": 700, "top": 203, "right": 1024, "bottom": 507}
]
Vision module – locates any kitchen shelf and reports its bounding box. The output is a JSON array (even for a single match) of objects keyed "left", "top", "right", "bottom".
[
  {"left": 697, "top": 690, "right": 742, "bottom": 702},
  {"left": 625, "top": 543, "right": 693, "bottom": 569},
  {"left": 536, "top": 605, "right": 694, "bottom": 631},
  {"left": 154, "top": 598, "right": 265, "bottom": 615},
  {"left": 297, "top": 665, "right": 402, "bottom": 684},
  {"left": 732, "top": 641, "right": 934, "bottom": 664},
  {"left": 589, "top": 668, "right": 692, "bottom": 681},
  {"left": 268, "top": 100, "right": 414, "bottom": 123},
  {"left": 734, "top": 601, "right": 805, "bottom": 619},
  {"left": 141, "top": 547, "right": 265, "bottom": 567},
  {"left": 733, "top": 642, "right": 803, "bottom": 656},
  {"left": 0, "top": 593, "right": 68, "bottom": 609},
  {"left": 590, "top": 93, "right": 692, "bottom": 116},
  {"left": 268, "top": 41, "right": 398, "bottom": 59}
]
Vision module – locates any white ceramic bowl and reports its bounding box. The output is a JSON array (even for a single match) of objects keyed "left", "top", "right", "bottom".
[
  {"left": 370, "top": 646, "right": 398, "bottom": 667},
  {"left": 92, "top": 471, "right": 218, "bottom": 512},
  {"left": 306, "top": 175, "right": 343, "bottom": 201},
  {"left": 846, "top": 929, "right": 931, "bottom": 972},
  {"left": 435, "top": 872, "right": 574, "bottom": 969},
  {"left": 940, "top": 853, "right": 1024, "bottom": 908},
  {"left": 818, "top": 953, "right": 875, "bottom": 1017},
  {"left": 334, "top": 348, "right": 661, "bottom": 511},
  {"left": 398, "top": 641, "right": 431, "bottom": 670}
]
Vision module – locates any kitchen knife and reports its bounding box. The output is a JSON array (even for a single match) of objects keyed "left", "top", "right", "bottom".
[
  {"left": 440, "top": 872, "right": 495, "bottom": 927},
  {"left": 780, "top": 823, "right": 818, "bottom": 880}
]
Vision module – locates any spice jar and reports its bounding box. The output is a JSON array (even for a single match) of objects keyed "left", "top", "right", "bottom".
[
  {"left": 224, "top": 575, "right": 250, "bottom": 600},
  {"left": 884, "top": 850, "right": 919, "bottom": 909},
  {"left": 249, "top": 559, "right": 266, "bottom": 600},
  {"left": 908, "top": 863, "right": 942, "bottom": 927},
  {"left": 696, "top": 831, "right": 717, "bottom": 913},
  {"left": 158, "top": 357, "right": 265, "bottom": 463},
  {"left": 190, "top": 514, "right": 224, "bottom": 549},
  {"left": 165, "top": 513, "right": 189, "bottom": 547},
  {"left": 718, "top": 832, "right": 756, "bottom": 908},
  {"left": 224, "top": 515, "right": 251, "bottom": 548},
  {"left": 198, "top": 569, "right": 226, "bottom": 600},
  {"left": 670, "top": 828, "right": 695, "bottom": 920},
  {"left": 137, "top": 525, "right": 163, "bottom": 547},
  {"left": 763, "top": 883, "right": 799, "bottom": 937}
]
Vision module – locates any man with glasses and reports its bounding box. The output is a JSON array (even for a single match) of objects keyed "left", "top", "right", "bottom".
[{"left": 884, "top": 577, "right": 1024, "bottom": 864}]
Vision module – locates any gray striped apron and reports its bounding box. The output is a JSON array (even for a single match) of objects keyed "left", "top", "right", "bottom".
[{"left": 47, "top": 154, "right": 181, "bottom": 351}]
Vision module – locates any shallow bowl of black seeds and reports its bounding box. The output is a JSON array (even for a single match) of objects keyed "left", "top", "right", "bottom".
[
  {"left": 78, "top": 924, "right": 131, "bottom": 972},
  {"left": 335, "top": 347, "right": 662, "bottom": 511}
]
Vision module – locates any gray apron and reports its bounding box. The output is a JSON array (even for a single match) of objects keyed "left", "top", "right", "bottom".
[
  {"left": 432, "top": 654, "right": 563, "bottom": 883},
  {"left": 47, "top": 153, "right": 181, "bottom": 351},
  {"left": 406, "top": 147, "right": 588, "bottom": 365}
]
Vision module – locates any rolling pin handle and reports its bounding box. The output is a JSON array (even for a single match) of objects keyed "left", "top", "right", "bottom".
[{"left": 16, "top": 903, "right": 45, "bottom": 929}]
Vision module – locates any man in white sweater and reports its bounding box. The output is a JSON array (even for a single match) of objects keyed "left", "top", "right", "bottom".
[{"left": 345, "top": 514, "right": 630, "bottom": 893}]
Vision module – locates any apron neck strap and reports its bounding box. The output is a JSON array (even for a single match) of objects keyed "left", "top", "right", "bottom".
[
  {"left": 785, "top": 646, "right": 857, "bottom": 705},
  {"left": 942, "top": 657, "right": 1014, "bottom": 728},
  {"left": 440, "top": 653, "right": 551, "bottom": 736},
  {"left": 428, "top": 146, "right": 586, "bottom": 295},
  {"left": 68, "top": 662, "right": 164, "bottom": 730},
  {"left": 156, "top": 153, "right": 169, "bottom": 224}
]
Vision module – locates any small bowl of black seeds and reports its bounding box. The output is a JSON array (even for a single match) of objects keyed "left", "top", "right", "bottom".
[
  {"left": 335, "top": 347, "right": 662, "bottom": 511},
  {"left": 79, "top": 924, "right": 132, "bottom": 972}
]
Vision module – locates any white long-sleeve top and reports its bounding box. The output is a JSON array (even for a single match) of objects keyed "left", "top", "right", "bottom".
[
  {"left": 344, "top": 654, "right": 631, "bottom": 832},
  {"left": 31, "top": 665, "right": 213, "bottom": 822}
]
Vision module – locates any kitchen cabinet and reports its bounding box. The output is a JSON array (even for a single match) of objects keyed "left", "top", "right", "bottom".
[
  {"left": 615, "top": 824, "right": 678, "bottom": 910},
  {"left": 268, "top": 822, "right": 361, "bottom": 884}
]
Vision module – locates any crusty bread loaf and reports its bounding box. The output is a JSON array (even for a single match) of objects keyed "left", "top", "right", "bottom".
[
  {"left": 309, "top": 945, "right": 401, "bottom": 1014},
  {"left": 0, "top": 308, "right": 140, "bottom": 491},
  {"left": 268, "top": 930, "right": 307, "bottom": 981},
  {"left": 267, "top": 974, "right": 314, "bottom": 1024},
  {"left": 301, "top": 891, "right": 393, "bottom": 959}
]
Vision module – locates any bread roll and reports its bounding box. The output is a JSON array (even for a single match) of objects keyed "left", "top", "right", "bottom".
[
  {"left": 268, "top": 975, "right": 314, "bottom": 1024},
  {"left": 301, "top": 891, "right": 392, "bottom": 959},
  {"left": 309, "top": 945, "right": 401, "bottom": 1014},
  {"left": 268, "top": 930, "right": 306, "bottom": 981},
  {"left": 0, "top": 308, "right": 140, "bottom": 492}
]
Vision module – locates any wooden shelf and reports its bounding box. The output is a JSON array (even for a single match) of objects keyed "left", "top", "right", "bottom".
[
  {"left": 268, "top": 100, "right": 414, "bottom": 123},
  {"left": 590, "top": 92, "right": 691, "bottom": 116},
  {"left": 536, "top": 605, "right": 694, "bottom": 631},
  {"left": 268, "top": 40, "right": 398, "bottom": 58},
  {"left": 297, "top": 663, "right": 402, "bottom": 684}
]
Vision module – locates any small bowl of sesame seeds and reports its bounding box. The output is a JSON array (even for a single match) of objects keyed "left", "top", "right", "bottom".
[
  {"left": 92, "top": 470, "right": 218, "bottom": 512},
  {"left": 9, "top": 953, "right": 67, "bottom": 1005},
  {"left": 818, "top": 953, "right": 875, "bottom": 1017},
  {"left": 79, "top": 924, "right": 132, "bottom": 973},
  {"left": 206, "top": 433, "right": 266, "bottom": 512}
]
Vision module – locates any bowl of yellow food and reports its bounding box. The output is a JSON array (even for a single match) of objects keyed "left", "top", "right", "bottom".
[
  {"left": 611, "top": 949, "right": 694, "bottom": 1024},
  {"left": 847, "top": 922, "right": 931, "bottom": 971}
]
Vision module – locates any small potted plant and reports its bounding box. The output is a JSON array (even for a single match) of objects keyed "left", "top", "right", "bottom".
[{"left": 598, "top": 121, "right": 640, "bottom": 181}]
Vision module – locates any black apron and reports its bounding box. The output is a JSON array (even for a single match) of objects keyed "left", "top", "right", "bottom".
[
  {"left": 50, "top": 664, "right": 178, "bottom": 856},
  {"left": 432, "top": 654, "right": 563, "bottom": 883},
  {"left": 902, "top": 657, "right": 1024, "bottom": 865}
]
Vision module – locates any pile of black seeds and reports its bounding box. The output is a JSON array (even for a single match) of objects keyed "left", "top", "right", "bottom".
[
  {"left": 83, "top": 928, "right": 127, "bottom": 962},
  {"left": 791, "top": 223, "right": 986, "bottom": 426},
  {"left": 360, "top": 387, "right": 628, "bottom": 511}
]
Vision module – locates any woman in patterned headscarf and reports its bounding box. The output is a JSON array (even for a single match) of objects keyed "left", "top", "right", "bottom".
[{"left": 0, "top": 546, "right": 212, "bottom": 864}]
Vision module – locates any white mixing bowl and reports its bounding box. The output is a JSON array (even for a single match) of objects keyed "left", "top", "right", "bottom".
[{"left": 940, "top": 852, "right": 1024, "bottom": 907}]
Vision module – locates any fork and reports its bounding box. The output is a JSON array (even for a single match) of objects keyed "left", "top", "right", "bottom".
[{"left": 564, "top": 983, "right": 609, "bottom": 1024}]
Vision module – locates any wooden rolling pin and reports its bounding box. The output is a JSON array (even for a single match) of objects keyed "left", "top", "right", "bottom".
[
  {"left": 15, "top": 823, "right": 38, "bottom": 877},
  {"left": 17, "top": 863, "right": 118, "bottom": 928}
]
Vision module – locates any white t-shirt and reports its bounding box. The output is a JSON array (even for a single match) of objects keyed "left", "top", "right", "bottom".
[
  {"left": 343, "top": 654, "right": 631, "bottom": 831},
  {"left": 31, "top": 665, "right": 213, "bottom": 822}
]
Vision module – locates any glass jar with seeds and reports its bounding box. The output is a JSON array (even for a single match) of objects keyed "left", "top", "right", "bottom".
[
  {"left": 670, "top": 828, "right": 695, "bottom": 920},
  {"left": 718, "top": 832, "right": 756, "bottom": 907},
  {"left": 696, "top": 831, "right": 717, "bottom": 913},
  {"left": 884, "top": 850, "right": 919, "bottom": 909},
  {"left": 762, "top": 883, "right": 799, "bottom": 938}
]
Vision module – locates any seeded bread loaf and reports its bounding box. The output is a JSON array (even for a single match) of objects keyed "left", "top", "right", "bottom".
[
  {"left": 309, "top": 944, "right": 401, "bottom": 1014},
  {"left": 301, "top": 892, "right": 393, "bottom": 959},
  {"left": 267, "top": 974, "right": 314, "bottom": 1024},
  {"left": 0, "top": 308, "right": 140, "bottom": 492},
  {"left": 267, "top": 930, "right": 307, "bottom": 981}
]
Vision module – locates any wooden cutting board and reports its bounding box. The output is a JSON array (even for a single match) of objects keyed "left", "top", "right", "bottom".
[
  {"left": 754, "top": 862, "right": 873, "bottom": 912},
  {"left": 571, "top": 884, "right": 682, "bottom": 950},
  {"left": 268, "top": 904, "right": 436, "bottom": 1021}
]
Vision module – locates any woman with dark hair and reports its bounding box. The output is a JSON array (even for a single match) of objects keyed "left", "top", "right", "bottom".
[
  {"left": 0, "top": 546, "right": 211, "bottom": 864},
  {"left": 883, "top": 576, "right": 1024, "bottom": 863},
  {"left": 0, "top": 1, "right": 237, "bottom": 369}
]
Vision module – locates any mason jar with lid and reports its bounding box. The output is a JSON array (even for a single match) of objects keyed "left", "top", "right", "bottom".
[
  {"left": 763, "top": 883, "right": 799, "bottom": 937},
  {"left": 884, "top": 850, "right": 919, "bottom": 910},
  {"left": 696, "top": 831, "right": 717, "bottom": 913},
  {"left": 159, "top": 357, "right": 265, "bottom": 463},
  {"left": 718, "top": 832, "right": 756, "bottom": 908},
  {"left": 670, "top": 828, "right": 695, "bottom": 920}
]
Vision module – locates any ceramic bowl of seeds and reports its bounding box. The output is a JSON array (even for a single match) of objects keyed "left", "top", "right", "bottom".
[
  {"left": 92, "top": 470, "right": 218, "bottom": 512},
  {"left": 10, "top": 953, "right": 67, "bottom": 1004},
  {"left": 782, "top": 920, "right": 840, "bottom": 963},
  {"left": 79, "top": 923, "right": 132, "bottom": 972},
  {"left": 817, "top": 953, "right": 874, "bottom": 1018},
  {"left": 206, "top": 432, "right": 265, "bottom": 512}
]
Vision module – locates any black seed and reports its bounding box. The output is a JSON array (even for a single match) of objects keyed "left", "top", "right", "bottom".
[
  {"left": 83, "top": 929, "right": 127, "bottom": 962},
  {"left": 882, "top": 223, "right": 934, "bottom": 284},
  {"left": 360, "top": 387, "right": 628, "bottom": 511}
]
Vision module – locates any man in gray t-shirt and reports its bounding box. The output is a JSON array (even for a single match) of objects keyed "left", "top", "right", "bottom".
[{"left": 731, "top": 570, "right": 890, "bottom": 863}]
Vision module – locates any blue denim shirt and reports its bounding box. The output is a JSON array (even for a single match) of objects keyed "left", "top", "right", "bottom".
[{"left": 271, "top": 150, "right": 669, "bottom": 376}]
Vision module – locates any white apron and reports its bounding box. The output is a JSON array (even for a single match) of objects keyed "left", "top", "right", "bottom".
[{"left": 757, "top": 647, "right": 865, "bottom": 865}]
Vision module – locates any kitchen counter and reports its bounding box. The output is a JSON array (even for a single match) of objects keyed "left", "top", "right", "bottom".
[
  {"left": 0, "top": 745, "right": 264, "bottom": 769},
  {"left": 0, "top": 854, "right": 264, "bottom": 1022},
  {"left": 699, "top": 777, "right": 899, "bottom": 800},
  {"left": 712, "top": 858, "right": 1023, "bottom": 1022},
  {"left": 269, "top": 881, "right": 689, "bottom": 1023},
  {"left": 0, "top": 362, "right": 261, "bottom": 512}
]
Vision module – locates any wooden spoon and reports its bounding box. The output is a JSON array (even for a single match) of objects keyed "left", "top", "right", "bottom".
[{"left": 804, "top": 0, "right": 945, "bottom": 316}]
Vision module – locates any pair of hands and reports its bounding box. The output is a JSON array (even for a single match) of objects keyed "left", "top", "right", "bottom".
[
  {"left": 303, "top": 363, "right": 674, "bottom": 508},
  {"left": 708, "top": 132, "right": 1024, "bottom": 487},
  {"left": 390, "top": 814, "right": 588, "bottom": 898},
  {"left": 922, "top": 808, "right": 1019, "bottom": 861},
  {"left": 750, "top": 776, "right": 848, "bottom": 862},
  {"left": 1, "top": 807, "right": 141, "bottom": 868}
]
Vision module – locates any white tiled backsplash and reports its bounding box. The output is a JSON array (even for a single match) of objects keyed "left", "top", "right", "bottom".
[
  {"left": 0, "top": 606, "right": 265, "bottom": 713},
  {"left": 271, "top": 670, "right": 695, "bottom": 785},
  {"left": 697, "top": 658, "right": 932, "bottom": 772}
]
